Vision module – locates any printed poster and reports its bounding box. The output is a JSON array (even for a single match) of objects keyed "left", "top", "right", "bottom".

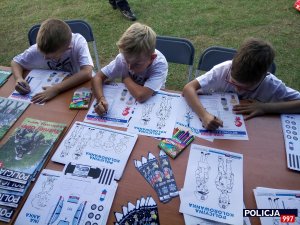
[
  {"left": 9, "top": 69, "right": 69, "bottom": 103},
  {"left": 179, "top": 144, "right": 243, "bottom": 224},
  {"left": 84, "top": 83, "right": 135, "bottom": 128},
  {"left": 51, "top": 121, "right": 138, "bottom": 180},
  {"left": 176, "top": 93, "right": 248, "bottom": 140},
  {"left": 0, "top": 97, "right": 29, "bottom": 140},
  {"left": 127, "top": 90, "right": 181, "bottom": 138}
]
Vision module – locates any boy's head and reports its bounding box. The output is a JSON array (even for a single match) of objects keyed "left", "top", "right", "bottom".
[
  {"left": 37, "top": 18, "right": 72, "bottom": 59},
  {"left": 231, "top": 38, "right": 275, "bottom": 88},
  {"left": 117, "top": 22, "right": 157, "bottom": 74}
]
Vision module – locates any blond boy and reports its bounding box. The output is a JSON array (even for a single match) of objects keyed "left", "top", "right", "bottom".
[
  {"left": 92, "top": 22, "right": 168, "bottom": 116},
  {"left": 11, "top": 18, "right": 93, "bottom": 104}
]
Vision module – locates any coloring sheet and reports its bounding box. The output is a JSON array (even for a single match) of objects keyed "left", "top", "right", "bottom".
[
  {"left": 127, "top": 90, "right": 181, "bottom": 138},
  {"left": 281, "top": 114, "right": 300, "bottom": 171},
  {"left": 9, "top": 69, "right": 69, "bottom": 103},
  {"left": 51, "top": 121, "right": 138, "bottom": 180},
  {"left": 179, "top": 144, "right": 243, "bottom": 225},
  {"left": 254, "top": 187, "right": 300, "bottom": 225},
  {"left": 15, "top": 168, "right": 118, "bottom": 225},
  {"left": 175, "top": 93, "right": 248, "bottom": 140},
  {"left": 0, "top": 97, "right": 29, "bottom": 140},
  {"left": 84, "top": 83, "right": 135, "bottom": 128}
]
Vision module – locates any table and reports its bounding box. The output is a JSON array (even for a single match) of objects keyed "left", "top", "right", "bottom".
[{"left": 1, "top": 66, "right": 299, "bottom": 225}]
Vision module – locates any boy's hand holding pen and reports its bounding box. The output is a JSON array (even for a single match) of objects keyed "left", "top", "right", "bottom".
[
  {"left": 94, "top": 96, "right": 108, "bottom": 116},
  {"left": 15, "top": 79, "right": 31, "bottom": 95}
]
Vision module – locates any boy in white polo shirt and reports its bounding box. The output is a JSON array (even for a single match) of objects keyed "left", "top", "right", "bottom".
[{"left": 92, "top": 22, "right": 168, "bottom": 116}]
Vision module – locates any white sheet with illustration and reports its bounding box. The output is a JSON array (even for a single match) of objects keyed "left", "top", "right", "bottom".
[
  {"left": 179, "top": 144, "right": 243, "bottom": 224},
  {"left": 51, "top": 121, "right": 138, "bottom": 180},
  {"left": 254, "top": 187, "right": 300, "bottom": 225},
  {"left": 175, "top": 93, "right": 248, "bottom": 140},
  {"left": 84, "top": 83, "right": 135, "bottom": 128},
  {"left": 127, "top": 90, "right": 181, "bottom": 138},
  {"left": 15, "top": 168, "right": 118, "bottom": 225},
  {"left": 9, "top": 69, "right": 69, "bottom": 103}
]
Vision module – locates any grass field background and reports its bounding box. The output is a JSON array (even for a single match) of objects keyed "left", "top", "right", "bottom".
[{"left": 0, "top": 0, "right": 299, "bottom": 91}]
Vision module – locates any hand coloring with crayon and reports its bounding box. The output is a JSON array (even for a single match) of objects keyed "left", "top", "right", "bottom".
[{"left": 15, "top": 78, "right": 31, "bottom": 95}]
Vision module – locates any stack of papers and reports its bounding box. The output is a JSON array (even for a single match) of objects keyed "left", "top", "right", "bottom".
[
  {"left": 0, "top": 118, "right": 66, "bottom": 222},
  {"left": 0, "top": 97, "right": 29, "bottom": 140},
  {"left": 0, "top": 69, "right": 12, "bottom": 87},
  {"left": 179, "top": 144, "right": 244, "bottom": 225},
  {"left": 51, "top": 121, "right": 138, "bottom": 180},
  {"left": 281, "top": 114, "right": 300, "bottom": 171},
  {"left": 15, "top": 164, "right": 118, "bottom": 225},
  {"left": 254, "top": 187, "right": 300, "bottom": 225}
]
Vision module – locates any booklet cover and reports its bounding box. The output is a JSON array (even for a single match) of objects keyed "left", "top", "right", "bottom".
[
  {"left": 0, "top": 97, "right": 30, "bottom": 140},
  {"left": 0, "top": 118, "right": 66, "bottom": 183},
  {"left": 0, "top": 69, "right": 12, "bottom": 87}
]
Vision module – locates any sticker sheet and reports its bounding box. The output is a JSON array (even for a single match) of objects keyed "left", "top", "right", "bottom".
[
  {"left": 281, "top": 114, "right": 300, "bottom": 171},
  {"left": 51, "top": 121, "right": 138, "bottom": 180},
  {"left": 84, "top": 83, "right": 135, "bottom": 128},
  {"left": 15, "top": 168, "right": 118, "bottom": 225},
  {"left": 176, "top": 93, "right": 248, "bottom": 140},
  {"left": 179, "top": 144, "right": 243, "bottom": 224},
  {"left": 254, "top": 187, "right": 300, "bottom": 225},
  {"left": 9, "top": 69, "right": 69, "bottom": 103},
  {"left": 127, "top": 90, "right": 181, "bottom": 138}
]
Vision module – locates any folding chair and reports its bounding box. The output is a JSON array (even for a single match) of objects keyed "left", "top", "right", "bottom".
[
  {"left": 28, "top": 19, "right": 100, "bottom": 72},
  {"left": 156, "top": 36, "right": 195, "bottom": 82},
  {"left": 195, "top": 46, "right": 276, "bottom": 78}
]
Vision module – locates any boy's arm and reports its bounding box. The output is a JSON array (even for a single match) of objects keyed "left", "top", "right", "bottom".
[
  {"left": 182, "top": 79, "right": 223, "bottom": 130},
  {"left": 233, "top": 100, "right": 300, "bottom": 120},
  {"left": 11, "top": 60, "right": 31, "bottom": 94},
  {"left": 91, "top": 71, "right": 109, "bottom": 115},
  {"left": 31, "top": 65, "right": 92, "bottom": 104},
  {"left": 122, "top": 76, "right": 154, "bottom": 103}
]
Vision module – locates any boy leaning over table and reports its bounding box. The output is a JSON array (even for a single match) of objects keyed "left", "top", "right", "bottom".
[
  {"left": 11, "top": 18, "right": 94, "bottom": 104},
  {"left": 183, "top": 38, "right": 300, "bottom": 131},
  {"left": 91, "top": 22, "right": 168, "bottom": 116}
]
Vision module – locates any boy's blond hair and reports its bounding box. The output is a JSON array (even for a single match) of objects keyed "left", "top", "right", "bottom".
[
  {"left": 117, "top": 22, "right": 156, "bottom": 57},
  {"left": 37, "top": 18, "right": 72, "bottom": 54}
]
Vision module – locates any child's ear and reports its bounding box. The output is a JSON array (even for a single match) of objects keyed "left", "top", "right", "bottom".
[{"left": 150, "top": 53, "right": 157, "bottom": 61}]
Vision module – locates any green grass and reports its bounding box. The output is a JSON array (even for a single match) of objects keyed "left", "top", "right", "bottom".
[{"left": 0, "top": 0, "right": 299, "bottom": 91}]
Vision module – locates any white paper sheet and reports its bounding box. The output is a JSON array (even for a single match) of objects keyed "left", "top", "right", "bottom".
[
  {"left": 281, "top": 114, "right": 300, "bottom": 171},
  {"left": 179, "top": 144, "right": 243, "bottom": 224},
  {"left": 176, "top": 93, "right": 248, "bottom": 140},
  {"left": 51, "top": 121, "right": 138, "bottom": 180},
  {"left": 15, "top": 168, "right": 117, "bottom": 225},
  {"left": 127, "top": 90, "right": 181, "bottom": 138},
  {"left": 254, "top": 187, "right": 300, "bottom": 225},
  {"left": 84, "top": 83, "right": 135, "bottom": 128},
  {"left": 9, "top": 69, "right": 69, "bottom": 103}
]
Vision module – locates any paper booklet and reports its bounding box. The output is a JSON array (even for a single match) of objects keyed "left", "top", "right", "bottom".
[
  {"left": 254, "top": 187, "right": 300, "bottom": 225},
  {"left": 179, "top": 144, "right": 243, "bottom": 225},
  {"left": 0, "top": 69, "right": 12, "bottom": 87},
  {"left": 9, "top": 69, "right": 69, "bottom": 104},
  {"left": 127, "top": 90, "right": 181, "bottom": 138},
  {"left": 51, "top": 121, "right": 138, "bottom": 180},
  {"left": 175, "top": 93, "right": 248, "bottom": 141},
  {"left": 84, "top": 83, "right": 135, "bottom": 128},
  {"left": 0, "top": 118, "right": 66, "bottom": 184},
  {"left": 15, "top": 166, "right": 118, "bottom": 225},
  {"left": 0, "top": 97, "right": 30, "bottom": 140},
  {"left": 281, "top": 114, "right": 300, "bottom": 171}
]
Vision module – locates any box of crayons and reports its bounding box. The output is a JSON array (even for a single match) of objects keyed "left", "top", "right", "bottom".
[
  {"left": 158, "top": 128, "right": 194, "bottom": 159},
  {"left": 69, "top": 87, "right": 92, "bottom": 109}
]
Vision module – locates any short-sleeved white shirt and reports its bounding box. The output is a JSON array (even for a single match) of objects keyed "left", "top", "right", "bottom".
[
  {"left": 101, "top": 49, "right": 168, "bottom": 91},
  {"left": 196, "top": 61, "right": 300, "bottom": 102},
  {"left": 13, "top": 33, "right": 94, "bottom": 75}
]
